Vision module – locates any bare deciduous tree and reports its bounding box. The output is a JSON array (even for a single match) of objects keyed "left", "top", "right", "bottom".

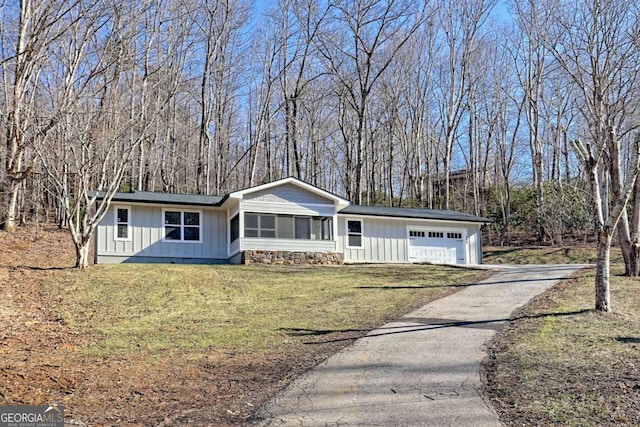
[
  {"left": 548, "top": 0, "right": 640, "bottom": 310},
  {"left": 512, "top": 0, "right": 550, "bottom": 242},
  {"left": 1, "top": 0, "right": 85, "bottom": 231},
  {"left": 433, "top": 0, "right": 496, "bottom": 209},
  {"left": 318, "top": 0, "right": 428, "bottom": 204}
]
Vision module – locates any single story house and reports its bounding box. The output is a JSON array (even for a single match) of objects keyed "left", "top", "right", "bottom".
[{"left": 94, "top": 177, "right": 490, "bottom": 265}]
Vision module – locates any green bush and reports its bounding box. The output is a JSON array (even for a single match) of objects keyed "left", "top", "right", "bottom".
[{"left": 487, "top": 181, "right": 591, "bottom": 245}]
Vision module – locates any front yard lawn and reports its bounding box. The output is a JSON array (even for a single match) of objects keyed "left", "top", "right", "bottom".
[
  {"left": 51, "top": 264, "right": 487, "bottom": 356},
  {"left": 1, "top": 229, "right": 490, "bottom": 427}
]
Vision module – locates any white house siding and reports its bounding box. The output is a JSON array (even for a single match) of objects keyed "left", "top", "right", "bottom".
[
  {"left": 229, "top": 238, "right": 240, "bottom": 256},
  {"left": 240, "top": 200, "right": 335, "bottom": 217},
  {"left": 467, "top": 226, "right": 483, "bottom": 264},
  {"left": 337, "top": 216, "right": 483, "bottom": 264},
  {"left": 337, "top": 216, "right": 409, "bottom": 263},
  {"left": 95, "top": 204, "right": 228, "bottom": 263},
  {"left": 240, "top": 238, "right": 336, "bottom": 253},
  {"left": 241, "top": 183, "right": 337, "bottom": 217},
  {"left": 244, "top": 183, "right": 334, "bottom": 205}
]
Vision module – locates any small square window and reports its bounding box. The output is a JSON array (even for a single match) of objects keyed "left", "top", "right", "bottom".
[
  {"left": 348, "top": 220, "right": 362, "bottom": 234},
  {"left": 261, "top": 215, "right": 275, "bottom": 229},
  {"left": 348, "top": 234, "right": 362, "bottom": 248},
  {"left": 165, "top": 211, "right": 181, "bottom": 225},
  {"left": 261, "top": 229, "right": 276, "bottom": 238},
  {"left": 184, "top": 212, "right": 200, "bottom": 226},
  {"left": 165, "top": 226, "right": 181, "bottom": 240},
  {"left": 184, "top": 226, "right": 200, "bottom": 241}
]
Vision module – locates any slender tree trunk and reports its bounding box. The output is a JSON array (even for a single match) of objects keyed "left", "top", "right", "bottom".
[
  {"left": 629, "top": 176, "right": 640, "bottom": 276},
  {"left": 607, "top": 126, "right": 633, "bottom": 274},
  {"left": 4, "top": 179, "right": 21, "bottom": 232},
  {"left": 74, "top": 237, "right": 92, "bottom": 269},
  {"left": 595, "top": 227, "right": 612, "bottom": 312}
]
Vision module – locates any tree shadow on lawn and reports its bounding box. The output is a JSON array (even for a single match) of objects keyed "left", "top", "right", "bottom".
[
  {"left": 1, "top": 264, "right": 75, "bottom": 271},
  {"left": 615, "top": 336, "right": 640, "bottom": 344},
  {"left": 282, "top": 309, "right": 593, "bottom": 345}
]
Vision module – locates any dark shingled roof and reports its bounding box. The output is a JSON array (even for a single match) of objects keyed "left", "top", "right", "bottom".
[
  {"left": 93, "top": 188, "right": 490, "bottom": 224},
  {"left": 339, "top": 204, "right": 490, "bottom": 223},
  {"left": 97, "top": 191, "right": 223, "bottom": 207}
]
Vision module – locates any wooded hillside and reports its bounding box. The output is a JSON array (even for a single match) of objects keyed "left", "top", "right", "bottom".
[{"left": 1, "top": 0, "right": 639, "bottom": 250}]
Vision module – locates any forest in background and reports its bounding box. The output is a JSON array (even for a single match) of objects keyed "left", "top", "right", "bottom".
[{"left": 1, "top": 0, "right": 639, "bottom": 279}]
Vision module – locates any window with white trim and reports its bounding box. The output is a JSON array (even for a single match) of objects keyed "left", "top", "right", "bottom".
[
  {"left": 245, "top": 213, "right": 275, "bottom": 238},
  {"left": 244, "top": 213, "right": 333, "bottom": 240},
  {"left": 447, "top": 232, "right": 462, "bottom": 240},
  {"left": 163, "top": 210, "right": 201, "bottom": 242},
  {"left": 347, "top": 219, "right": 363, "bottom": 248},
  {"left": 114, "top": 206, "right": 130, "bottom": 241},
  {"left": 428, "top": 231, "right": 444, "bottom": 238},
  {"left": 409, "top": 230, "right": 425, "bottom": 238}
]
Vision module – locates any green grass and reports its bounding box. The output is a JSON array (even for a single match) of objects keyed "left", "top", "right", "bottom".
[
  {"left": 48, "top": 264, "right": 486, "bottom": 357},
  {"left": 485, "top": 250, "right": 640, "bottom": 426}
]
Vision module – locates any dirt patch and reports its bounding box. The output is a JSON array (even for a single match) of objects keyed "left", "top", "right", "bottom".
[{"left": 0, "top": 227, "right": 369, "bottom": 425}]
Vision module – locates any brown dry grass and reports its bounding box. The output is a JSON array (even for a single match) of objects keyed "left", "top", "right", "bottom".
[
  {"left": 483, "top": 255, "right": 640, "bottom": 426},
  {"left": 1, "top": 226, "right": 490, "bottom": 426}
]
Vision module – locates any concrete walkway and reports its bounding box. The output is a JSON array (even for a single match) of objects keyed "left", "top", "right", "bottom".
[{"left": 254, "top": 264, "right": 590, "bottom": 427}]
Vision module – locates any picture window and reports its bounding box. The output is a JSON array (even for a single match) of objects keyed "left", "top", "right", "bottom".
[
  {"left": 244, "top": 213, "right": 332, "bottom": 240},
  {"left": 164, "top": 210, "right": 201, "bottom": 242}
]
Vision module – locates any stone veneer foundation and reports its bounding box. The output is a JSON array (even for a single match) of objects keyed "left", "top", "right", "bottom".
[{"left": 241, "top": 250, "right": 344, "bottom": 265}]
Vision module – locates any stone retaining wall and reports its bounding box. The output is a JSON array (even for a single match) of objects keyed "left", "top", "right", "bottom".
[{"left": 241, "top": 250, "right": 343, "bottom": 265}]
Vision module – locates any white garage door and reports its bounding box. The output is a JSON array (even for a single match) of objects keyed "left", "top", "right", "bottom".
[{"left": 408, "top": 229, "right": 466, "bottom": 264}]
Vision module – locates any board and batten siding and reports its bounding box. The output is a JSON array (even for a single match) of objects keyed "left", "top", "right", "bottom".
[
  {"left": 95, "top": 204, "right": 228, "bottom": 263},
  {"left": 337, "top": 216, "right": 483, "bottom": 264},
  {"left": 337, "top": 216, "right": 409, "bottom": 263},
  {"left": 240, "top": 238, "right": 336, "bottom": 253},
  {"left": 467, "top": 226, "right": 482, "bottom": 264}
]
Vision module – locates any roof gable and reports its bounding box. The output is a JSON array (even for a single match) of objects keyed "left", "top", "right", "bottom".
[
  {"left": 223, "top": 177, "right": 350, "bottom": 209},
  {"left": 244, "top": 183, "right": 336, "bottom": 205}
]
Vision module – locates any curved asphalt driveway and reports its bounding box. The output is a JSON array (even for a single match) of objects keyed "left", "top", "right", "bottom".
[{"left": 254, "top": 264, "right": 590, "bottom": 427}]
